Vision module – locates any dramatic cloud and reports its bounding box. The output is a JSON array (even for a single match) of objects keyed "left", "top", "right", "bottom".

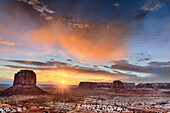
[
  {"left": 31, "top": 19, "right": 132, "bottom": 62},
  {"left": 4, "top": 64, "right": 142, "bottom": 82},
  {"left": 110, "top": 60, "right": 168, "bottom": 74},
  {"left": 2, "top": 59, "right": 108, "bottom": 75},
  {"left": 2, "top": 59, "right": 144, "bottom": 83}
]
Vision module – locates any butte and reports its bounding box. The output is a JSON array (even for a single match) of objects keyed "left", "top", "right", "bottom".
[{"left": 0, "top": 70, "right": 47, "bottom": 96}]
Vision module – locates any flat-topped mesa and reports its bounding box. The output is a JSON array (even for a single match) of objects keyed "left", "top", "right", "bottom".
[
  {"left": 13, "top": 70, "right": 36, "bottom": 86},
  {"left": 78, "top": 82, "right": 98, "bottom": 89}
]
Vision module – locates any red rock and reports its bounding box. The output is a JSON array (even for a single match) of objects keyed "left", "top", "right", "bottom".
[
  {"left": 13, "top": 70, "right": 36, "bottom": 86},
  {"left": 110, "top": 80, "right": 127, "bottom": 93},
  {"left": 112, "top": 80, "right": 124, "bottom": 88},
  {"left": 0, "top": 70, "right": 47, "bottom": 96},
  {"left": 78, "top": 82, "right": 97, "bottom": 89}
]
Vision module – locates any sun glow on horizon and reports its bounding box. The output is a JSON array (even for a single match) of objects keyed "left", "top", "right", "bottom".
[
  {"left": 61, "top": 81, "right": 65, "bottom": 84},
  {"left": 59, "top": 80, "right": 67, "bottom": 88}
]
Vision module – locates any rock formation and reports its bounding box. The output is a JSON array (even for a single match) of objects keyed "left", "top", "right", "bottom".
[
  {"left": 78, "top": 82, "right": 97, "bottom": 89},
  {"left": 77, "top": 81, "right": 136, "bottom": 90},
  {"left": 112, "top": 80, "right": 124, "bottom": 88},
  {"left": 110, "top": 80, "right": 127, "bottom": 93},
  {"left": 0, "top": 70, "right": 47, "bottom": 96},
  {"left": 136, "top": 83, "right": 153, "bottom": 88},
  {"left": 13, "top": 70, "right": 36, "bottom": 86}
]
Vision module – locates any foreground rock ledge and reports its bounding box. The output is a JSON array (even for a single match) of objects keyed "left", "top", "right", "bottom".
[{"left": 0, "top": 70, "right": 47, "bottom": 96}]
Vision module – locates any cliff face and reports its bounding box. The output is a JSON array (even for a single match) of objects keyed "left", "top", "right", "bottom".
[
  {"left": 78, "top": 82, "right": 98, "bottom": 89},
  {"left": 110, "top": 80, "right": 127, "bottom": 93},
  {"left": 112, "top": 80, "right": 124, "bottom": 88},
  {"left": 0, "top": 70, "right": 47, "bottom": 96},
  {"left": 13, "top": 70, "right": 36, "bottom": 86}
]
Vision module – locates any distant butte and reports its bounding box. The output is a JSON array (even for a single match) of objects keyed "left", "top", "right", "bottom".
[
  {"left": 77, "top": 80, "right": 170, "bottom": 95},
  {"left": 0, "top": 70, "right": 47, "bottom": 96}
]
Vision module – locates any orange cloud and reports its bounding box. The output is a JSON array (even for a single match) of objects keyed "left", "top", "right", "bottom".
[
  {"left": 0, "top": 38, "right": 16, "bottom": 46},
  {"left": 32, "top": 19, "right": 132, "bottom": 62}
]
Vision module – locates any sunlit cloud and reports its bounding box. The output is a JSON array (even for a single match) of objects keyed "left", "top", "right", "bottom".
[
  {"left": 0, "top": 0, "right": 170, "bottom": 84},
  {"left": 2, "top": 58, "right": 146, "bottom": 84},
  {"left": 18, "top": 0, "right": 55, "bottom": 20},
  {"left": 67, "top": 58, "right": 72, "bottom": 61},
  {"left": 31, "top": 19, "right": 132, "bottom": 62},
  {"left": 0, "top": 37, "right": 16, "bottom": 46}
]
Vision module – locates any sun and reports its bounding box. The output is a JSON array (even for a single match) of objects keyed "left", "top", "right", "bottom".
[
  {"left": 59, "top": 81, "right": 68, "bottom": 89},
  {"left": 61, "top": 81, "right": 65, "bottom": 84}
]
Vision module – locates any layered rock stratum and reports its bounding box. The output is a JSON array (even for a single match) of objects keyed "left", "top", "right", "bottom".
[{"left": 0, "top": 70, "right": 47, "bottom": 96}]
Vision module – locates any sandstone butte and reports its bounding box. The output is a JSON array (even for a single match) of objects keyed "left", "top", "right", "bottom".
[{"left": 0, "top": 70, "right": 47, "bottom": 96}]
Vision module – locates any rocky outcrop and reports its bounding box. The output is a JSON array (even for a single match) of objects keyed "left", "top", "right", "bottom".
[
  {"left": 110, "top": 80, "right": 127, "bottom": 93},
  {"left": 136, "top": 83, "right": 153, "bottom": 88},
  {"left": 0, "top": 70, "right": 47, "bottom": 96},
  {"left": 112, "top": 80, "right": 124, "bottom": 88},
  {"left": 78, "top": 82, "right": 98, "bottom": 89}
]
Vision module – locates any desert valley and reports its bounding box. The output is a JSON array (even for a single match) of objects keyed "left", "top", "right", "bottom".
[{"left": 0, "top": 70, "right": 170, "bottom": 113}]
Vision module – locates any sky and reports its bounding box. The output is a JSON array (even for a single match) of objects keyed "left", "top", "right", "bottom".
[{"left": 0, "top": 0, "right": 170, "bottom": 85}]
